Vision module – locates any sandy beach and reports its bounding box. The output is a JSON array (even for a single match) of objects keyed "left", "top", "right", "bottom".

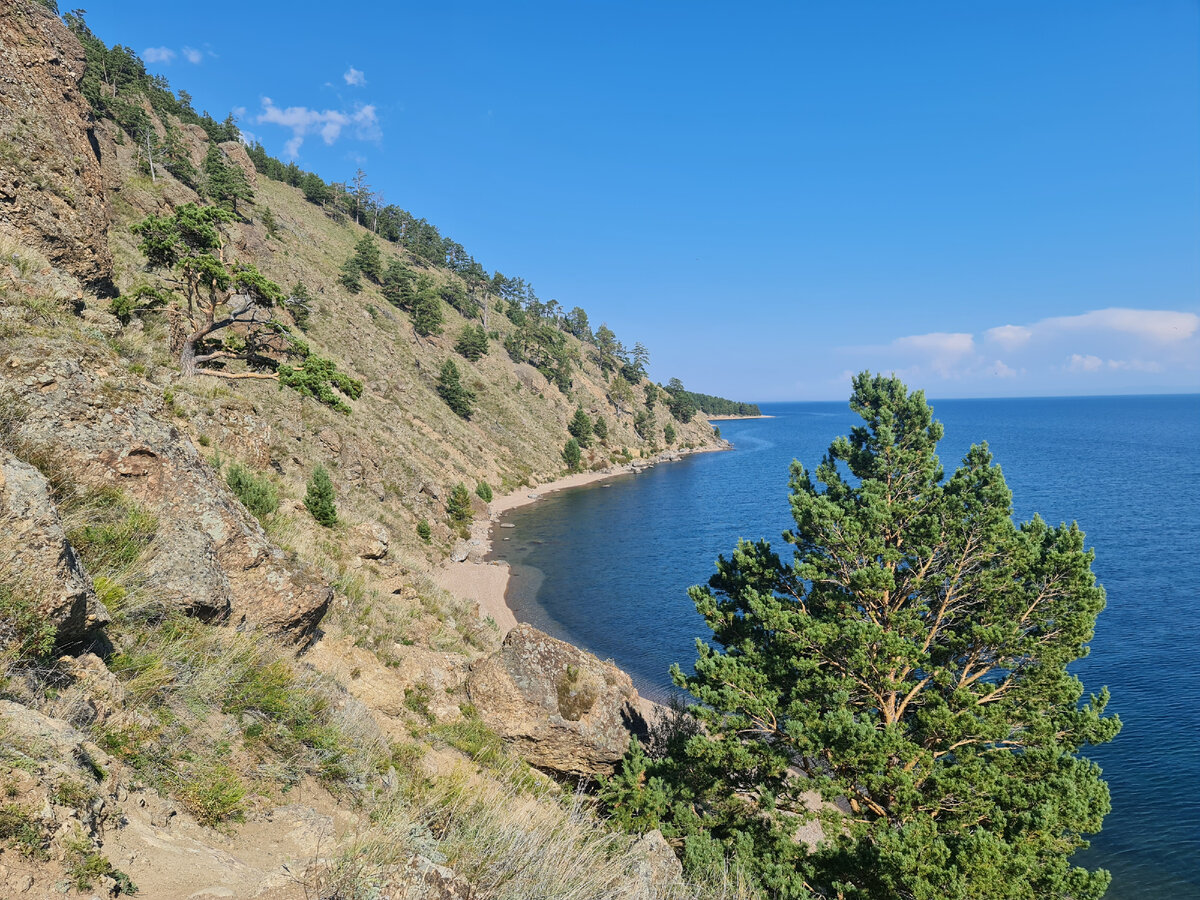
[
  {"left": 706, "top": 413, "right": 774, "bottom": 420},
  {"left": 433, "top": 446, "right": 724, "bottom": 637}
]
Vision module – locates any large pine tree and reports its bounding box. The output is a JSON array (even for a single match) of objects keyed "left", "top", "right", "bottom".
[{"left": 622, "top": 372, "right": 1120, "bottom": 899}]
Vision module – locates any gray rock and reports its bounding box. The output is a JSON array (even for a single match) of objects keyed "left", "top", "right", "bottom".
[
  {"left": 1, "top": 347, "right": 330, "bottom": 641},
  {"left": 0, "top": 450, "right": 109, "bottom": 648},
  {"left": 466, "top": 624, "right": 647, "bottom": 778},
  {"left": 631, "top": 829, "right": 684, "bottom": 892},
  {"left": 351, "top": 521, "right": 390, "bottom": 560}
]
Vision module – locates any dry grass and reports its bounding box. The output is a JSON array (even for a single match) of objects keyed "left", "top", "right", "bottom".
[{"left": 315, "top": 759, "right": 756, "bottom": 900}]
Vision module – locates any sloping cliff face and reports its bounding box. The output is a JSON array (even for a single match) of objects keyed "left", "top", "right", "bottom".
[
  {"left": 0, "top": 334, "right": 332, "bottom": 639},
  {"left": 0, "top": 1, "right": 114, "bottom": 294}
]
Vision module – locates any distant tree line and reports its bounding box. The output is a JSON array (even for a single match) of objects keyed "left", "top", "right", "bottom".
[{"left": 664, "top": 381, "right": 761, "bottom": 418}]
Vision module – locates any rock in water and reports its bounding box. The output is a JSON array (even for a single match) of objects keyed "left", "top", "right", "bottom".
[{"left": 466, "top": 624, "right": 647, "bottom": 778}]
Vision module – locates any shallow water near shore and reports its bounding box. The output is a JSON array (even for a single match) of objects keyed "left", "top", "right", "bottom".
[{"left": 490, "top": 395, "right": 1200, "bottom": 899}]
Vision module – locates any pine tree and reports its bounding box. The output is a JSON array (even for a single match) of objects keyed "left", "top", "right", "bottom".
[
  {"left": 353, "top": 234, "right": 382, "bottom": 282},
  {"left": 593, "top": 416, "right": 609, "bottom": 443},
  {"left": 202, "top": 144, "right": 253, "bottom": 214},
  {"left": 648, "top": 372, "right": 1120, "bottom": 899},
  {"left": 475, "top": 481, "right": 494, "bottom": 503},
  {"left": 447, "top": 482, "right": 473, "bottom": 525},
  {"left": 562, "top": 438, "right": 582, "bottom": 472},
  {"left": 304, "top": 465, "right": 337, "bottom": 527},
  {"left": 411, "top": 279, "right": 444, "bottom": 337},
  {"left": 663, "top": 423, "right": 676, "bottom": 444},
  {"left": 382, "top": 259, "right": 415, "bottom": 310},
  {"left": 454, "top": 324, "right": 488, "bottom": 361},
  {"left": 339, "top": 257, "right": 362, "bottom": 294},
  {"left": 437, "top": 359, "right": 474, "bottom": 419},
  {"left": 568, "top": 407, "right": 593, "bottom": 448},
  {"left": 416, "top": 518, "right": 432, "bottom": 543}
]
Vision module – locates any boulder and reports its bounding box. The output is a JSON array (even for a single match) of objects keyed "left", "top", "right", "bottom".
[
  {"left": 630, "top": 829, "right": 684, "bottom": 893},
  {"left": 351, "top": 521, "right": 390, "bottom": 560},
  {"left": 0, "top": 450, "right": 109, "bottom": 649},
  {"left": 384, "top": 854, "right": 474, "bottom": 899},
  {"left": 466, "top": 624, "right": 647, "bottom": 778},
  {"left": 1, "top": 343, "right": 331, "bottom": 642}
]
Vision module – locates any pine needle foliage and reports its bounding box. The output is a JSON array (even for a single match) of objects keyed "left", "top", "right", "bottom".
[
  {"left": 304, "top": 465, "right": 338, "bottom": 528},
  {"left": 610, "top": 372, "right": 1120, "bottom": 900}
]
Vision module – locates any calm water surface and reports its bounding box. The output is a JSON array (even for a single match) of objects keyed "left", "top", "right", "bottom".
[{"left": 490, "top": 396, "right": 1200, "bottom": 899}]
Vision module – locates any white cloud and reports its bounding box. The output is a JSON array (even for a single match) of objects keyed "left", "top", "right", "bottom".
[
  {"left": 1067, "top": 354, "right": 1103, "bottom": 373},
  {"left": 182, "top": 46, "right": 204, "bottom": 64},
  {"left": 984, "top": 324, "right": 1032, "bottom": 349},
  {"left": 891, "top": 332, "right": 975, "bottom": 378},
  {"left": 1041, "top": 308, "right": 1199, "bottom": 344},
  {"left": 256, "top": 98, "right": 380, "bottom": 158},
  {"left": 143, "top": 46, "right": 175, "bottom": 64},
  {"left": 344, "top": 67, "right": 366, "bottom": 87},
  {"left": 989, "top": 360, "right": 1019, "bottom": 378}
]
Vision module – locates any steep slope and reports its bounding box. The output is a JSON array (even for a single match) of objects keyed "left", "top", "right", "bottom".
[{"left": 0, "top": 3, "right": 753, "bottom": 897}]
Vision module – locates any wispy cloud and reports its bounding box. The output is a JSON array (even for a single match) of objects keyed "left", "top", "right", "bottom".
[
  {"left": 843, "top": 305, "right": 1198, "bottom": 391},
  {"left": 1040, "top": 308, "right": 1198, "bottom": 344},
  {"left": 255, "top": 97, "right": 380, "bottom": 158},
  {"left": 143, "top": 46, "right": 175, "bottom": 64},
  {"left": 344, "top": 66, "right": 366, "bottom": 87},
  {"left": 182, "top": 46, "right": 204, "bottom": 64}
]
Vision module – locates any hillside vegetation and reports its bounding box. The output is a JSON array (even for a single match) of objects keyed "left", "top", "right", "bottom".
[{"left": 0, "top": 3, "right": 758, "bottom": 897}]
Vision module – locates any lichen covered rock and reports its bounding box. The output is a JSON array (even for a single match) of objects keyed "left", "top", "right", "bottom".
[
  {"left": 466, "top": 624, "right": 647, "bottom": 777},
  {"left": 2, "top": 340, "right": 331, "bottom": 641},
  {"left": 0, "top": 449, "right": 109, "bottom": 648}
]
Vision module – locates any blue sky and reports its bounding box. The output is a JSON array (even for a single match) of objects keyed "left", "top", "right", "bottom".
[{"left": 84, "top": 2, "right": 1198, "bottom": 401}]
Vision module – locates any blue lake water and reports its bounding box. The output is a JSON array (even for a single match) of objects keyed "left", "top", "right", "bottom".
[{"left": 490, "top": 395, "right": 1200, "bottom": 899}]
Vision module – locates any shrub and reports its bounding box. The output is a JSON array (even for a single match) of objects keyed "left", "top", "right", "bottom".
[
  {"left": 664, "top": 423, "right": 676, "bottom": 444},
  {"left": 225, "top": 463, "right": 279, "bottom": 520},
  {"left": 0, "top": 583, "right": 57, "bottom": 662},
  {"left": 0, "top": 803, "right": 46, "bottom": 858},
  {"left": 475, "top": 481, "right": 493, "bottom": 503},
  {"left": 416, "top": 519, "right": 432, "bottom": 543},
  {"left": 178, "top": 761, "right": 247, "bottom": 828},
  {"left": 304, "top": 465, "right": 337, "bottom": 527},
  {"left": 593, "top": 416, "right": 608, "bottom": 443}
]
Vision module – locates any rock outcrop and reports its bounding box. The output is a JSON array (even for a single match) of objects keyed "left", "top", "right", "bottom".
[
  {"left": 0, "top": 1, "right": 114, "bottom": 293},
  {"left": 2, "top": 339, "right": 331, "bottom": 640},
  {"left": 0, "top": 449, "right": 109, "bottom": 648},
  {"left": 466, "top": 624, "right": 647, "bottom": 778}
]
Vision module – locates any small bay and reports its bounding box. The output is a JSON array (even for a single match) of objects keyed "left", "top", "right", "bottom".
[{"left": 491, "top": 395, "right": 1200, "bottom": 899}]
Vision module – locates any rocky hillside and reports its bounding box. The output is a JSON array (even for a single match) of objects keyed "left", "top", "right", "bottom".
[{"left": 0, "top": 2, "right": 751, "bottom": 898}]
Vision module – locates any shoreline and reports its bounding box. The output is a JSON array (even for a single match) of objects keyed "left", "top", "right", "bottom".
[
  {"left": 707, "top": 413, "right": 774, "bottom": 420},
  {"left": 433, "top": 443, "right": 727, "bottom": 639}
]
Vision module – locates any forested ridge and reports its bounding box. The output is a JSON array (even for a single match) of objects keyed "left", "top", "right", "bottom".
[{"left": 61, "top": 10, "right": 756, "bottom": 421}]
